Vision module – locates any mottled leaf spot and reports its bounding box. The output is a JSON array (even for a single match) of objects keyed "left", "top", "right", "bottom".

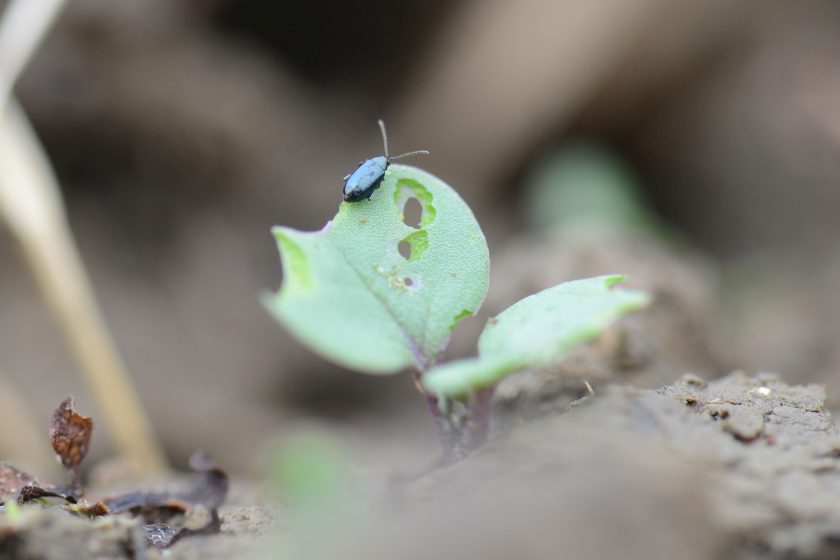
[{"left": 374, "top": 264, "right": 414, "bottom": 293}]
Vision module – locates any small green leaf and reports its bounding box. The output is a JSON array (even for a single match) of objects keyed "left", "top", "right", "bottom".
[
  {"left": 423, "top": 275, "right": 650, "bottom": 396},
  {"left": 264, "top": 164, "right": 490, "bottom": 374}
]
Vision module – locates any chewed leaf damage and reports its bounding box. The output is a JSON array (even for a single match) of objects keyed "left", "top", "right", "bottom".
[
  {"left": 273, "top": 228, "right": 313, "bottom": 291},
  {"left": 400, "top": 230, "right": 428, "bottom": 262},
  {"left": 265, "top": 164, "right": 490, "bottom": 375},
  {"left": 395, "top": 179, "right": 436, "bottom": 228}
]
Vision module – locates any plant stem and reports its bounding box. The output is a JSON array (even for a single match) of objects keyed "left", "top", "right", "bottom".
[
  {"left": 413, "top": 371, "right": 494, "bottom": 464},
  {"left": 413, "top": 371, "right": 456, "bottom": 463},
  {"left": 466, "top": 387, "right": 494, "bottom": 450},
  {"left": 424, "top": 392, "right": 458, "bottom": 465}
]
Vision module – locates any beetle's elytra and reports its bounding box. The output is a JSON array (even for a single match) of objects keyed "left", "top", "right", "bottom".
[{"left": 342, "top": 120, "right": 429, "bottom": 202}]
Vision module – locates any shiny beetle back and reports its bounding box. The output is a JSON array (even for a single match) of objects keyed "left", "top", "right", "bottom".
[{"left": 342, "top": 120, "right": 429, "bottom": 202}]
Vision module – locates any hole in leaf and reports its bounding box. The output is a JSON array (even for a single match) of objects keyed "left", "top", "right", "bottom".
[
  {"left": 394, "top": 180, "right": 435, "bottom": 227},
  {"left": 398, "top": 241, "right": 412, "bottom": 260},
  {"left": 399, "top": 230, "right": 428, "bottom": 261},
  {"left": 404, "top": 277, "right": 414, "bottom": 287},
  {"left": 403, "top": 197, "right": 422, "bottom": 229}
]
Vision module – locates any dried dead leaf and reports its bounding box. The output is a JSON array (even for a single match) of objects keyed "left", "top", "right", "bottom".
[
  {"left": 66, "top": 500, "right": 110, "bottom": 517},
  {"left": 49, "top": 396, "right": 93, "bottom": 489},
  {"left": 105, "top": 451, "right": 229, "bottom": 549},
  {"left": 182, "top": 450, "right": 228, "bottom": 511},
  {"left": 107, "top": 451, "right": 228, "bottom": 515},
  {"left": 4, "top": 398, "right": 229, "bottom": 550},
  {"left": 16, "top": 484, "right": 70, "bottom": 505}
]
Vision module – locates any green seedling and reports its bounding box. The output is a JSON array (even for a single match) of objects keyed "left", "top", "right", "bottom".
[{"left": 265, "top": 164, "right": 649, "bottom": 461}]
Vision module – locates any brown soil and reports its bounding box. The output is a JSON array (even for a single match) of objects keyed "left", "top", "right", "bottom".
[{"left": 6, "top": 370, "right": 840, "bottom": 559}]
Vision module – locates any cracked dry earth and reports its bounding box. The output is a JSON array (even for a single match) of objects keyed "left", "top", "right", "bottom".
[{"left": 658, "top": 372, "right": 840, "bottom": 558}]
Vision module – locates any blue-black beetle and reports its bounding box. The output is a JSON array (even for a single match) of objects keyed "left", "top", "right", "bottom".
[{"left": 342, "top": 120, "right": 429, "bottom": 202}]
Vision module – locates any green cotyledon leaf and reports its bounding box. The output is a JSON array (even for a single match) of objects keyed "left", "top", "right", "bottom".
[
  {"left": 423, "top": 275, "right": 650, "bottom": 396},
  {"left": 264, "top": 164, "right": 490, "bottom": 374}
]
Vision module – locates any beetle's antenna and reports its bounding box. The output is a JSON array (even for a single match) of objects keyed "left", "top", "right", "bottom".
[
  {"left": 377, "top": 119, "right": 389, "bottom": 159},
  {"left": 389, "top": 149, "right": 430, "bottom": 162}
]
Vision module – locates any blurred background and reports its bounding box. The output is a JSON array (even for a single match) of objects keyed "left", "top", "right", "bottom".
[{"left": 3, "top": 0, "right": 840, "bottom": 479}]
